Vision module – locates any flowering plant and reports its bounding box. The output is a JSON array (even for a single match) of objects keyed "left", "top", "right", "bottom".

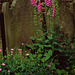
[{"left": 0, "top": 0, "right": 75, "bottom": 75}]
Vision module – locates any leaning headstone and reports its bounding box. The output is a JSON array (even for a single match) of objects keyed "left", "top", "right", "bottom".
[{"left": 2, "top": 0, "right": 42, "bottom": 53}]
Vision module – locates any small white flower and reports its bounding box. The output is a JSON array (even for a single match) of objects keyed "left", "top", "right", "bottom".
[
  {"left": 11, "top": 48, "right": 14, "bottom": 51},
  {"left": 26, "top": 53, "right": 29, "bottom": 56}
]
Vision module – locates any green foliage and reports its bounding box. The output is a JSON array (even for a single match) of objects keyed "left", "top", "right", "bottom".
[{"left": 0, "top": 0, "right": 75, "bottom": 75}]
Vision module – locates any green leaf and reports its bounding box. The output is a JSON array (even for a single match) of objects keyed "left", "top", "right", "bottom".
[
  {"left": 48, "top": 50, "right": 52, "bottom": 56},
  {"left": 44, "top": 45, "right": 52, "bottom": 47},
  {"left": 33, "top": 54, "right": 37, "bottom": 58},
  {"left": 44, "top": 39, "right": 49, "bottom": 43},
  {"left": 33, "top": 44, "right": 44, "bottom": 49},
  {"left": 29, "top": 54, "right": 33, "bottom": 60},
  {"left": 26, "top": 44, "right": 33, "bottom": 48},
  {"left": 29, "top": 37, "right": 36, "bottom": 40},
  {"left": 38, "top": 54, "right": 42, "bottom": 58},
  {"left": 56, "top": 69, "right": 61, "bottom": 75},
  {"left": 38, "top": 48, "right": 41, "bottom": 52},
  {"left": 51, "top": 63, "right": 55, "bottom": 70},
  {"left": 41, "top": 54, "right": 50, "bottom": 62},
  {"left": 47, "top": 35, "right": 53, "bottom": 39},
  {"left": 36, "top": 38, "right": 43, "bottom": 41},
  {"left": 53, "top": 42, "right": 58, "bottom": 45}
]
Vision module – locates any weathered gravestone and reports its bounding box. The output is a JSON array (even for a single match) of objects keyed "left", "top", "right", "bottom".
[
  {"left": 58, "top": 0, "right": 75, "bottom": 37},
  {"left": 2, "top": 0, "right": 75, "bottom": 54},
  {"left": 2, "top": 0, "right": 42, "bottom": 53}
]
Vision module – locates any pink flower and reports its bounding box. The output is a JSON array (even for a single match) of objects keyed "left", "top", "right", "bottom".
[
  {"left": 11, "top": 51, "right": 13, "bottom": 54},
  {"left": 11, "top": 54, "right": 13, "bottom": 55},
  {"left": 37, "top": 0, "right": 42, "bottom": 12},
  {"left": 8, "top": 54, "right": 10, "bottom": 56},
  {"left": 50, "top": 62, "right": 53, "bottom": 65},
  {"left": 18, "top": 49, "right": 22, "bottom": 51},
  {"left": 4, "top": 55, "right": 6, "bottom": 57},
  {"left": 11, "top": 48, "right": 14, "bottom": 51},
  {"left": 45, "top": 53, "right": 47, "bottom": 55},
  {"left": 0, "top": 49, "right": 2, "bottom": 52},
  {"left": 48, "top": 65, "right": 51, "bottom": 67},
  {"left": 0, "top": 68, "right": 2, "bottom": 71},
  {"left": 29, "top": 49, "right": 31, "bottom": 51},
  {"left": 37, "top": 70, "right": 39, "bottom": 72},
  {"left": 45, "top": 0, "right": 52, "bottom": 6},
  {"left": 2, "top": 63, "right": 5, "bottom": 66},
  {"left": 26, "top": 53, "right": 29, "bottom": 56},
  {"left": 8, "top": 70, "right": 10, "bottom": 72},
  {"left": 51, "top": 70, "right": 53, "bottom": 73},
  {"left": 52, "top": 6, "right": 56, "bottom": 18},
  {"left": 22, "top": 56, "right": 24, "bottom": 58},
  {"left": 13, "top": 65, "right": 14, "bottom": 66},
  {"left": 40, "top": 18, "right": 41, "bottom": 20},
  {"left": 30, "top": 0, "right": 37, "bottom": 7},
  {"left": 21, "top": 43, "right": 24, "bottom": 45},
  {"left": 19, "top": 52, "right": 22, "bottom": 54}
]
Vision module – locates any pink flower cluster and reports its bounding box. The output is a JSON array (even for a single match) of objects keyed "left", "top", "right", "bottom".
[
  {"left": 2, "top": 63, "right": 5, "bottom": 66},
  {"left": 8, "top": 70, "right": 10, "bottom": 72},
  {"left": 11, "top": 48, "right": 14, "bottom": 55},
  {"left": 18, "top": 49, "right": 22, "bottom": 55},
  {"left": 52, "top": 6, "right": 56, "bottom": 18},
  {"left": 30, "top": 0, "right": 42, "bottom": 12},
  {"left": 48, "top": 62, "right": 53, "bottom": 67},
  {"left": 0, "top": 49, "right": 2, "bottom": 52},
  {"left": 0, "top": 68, "right": 2, "bottom": 71},
  {"left": 45, "top": 0, "right": 52, "bottom": 6},
  {"left": 37, "top": 0, "right": 42, "bottom": 12},
  {"left": 21, "top": 43, "right": 24, "bottom": 45},
  {"left": 30, "top": 0, "right": 37, "bottom": 7}
]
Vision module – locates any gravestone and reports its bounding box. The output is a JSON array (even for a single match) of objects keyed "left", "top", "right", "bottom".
[
  {"left": 2, "top": 0, "right": 42, "bottom": 53},
  {"left": 58, "top": 0, "right": 75, "bottom": 37},
  {"left": 46, "top": 0, "right": 75, "bottom": 37}
]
